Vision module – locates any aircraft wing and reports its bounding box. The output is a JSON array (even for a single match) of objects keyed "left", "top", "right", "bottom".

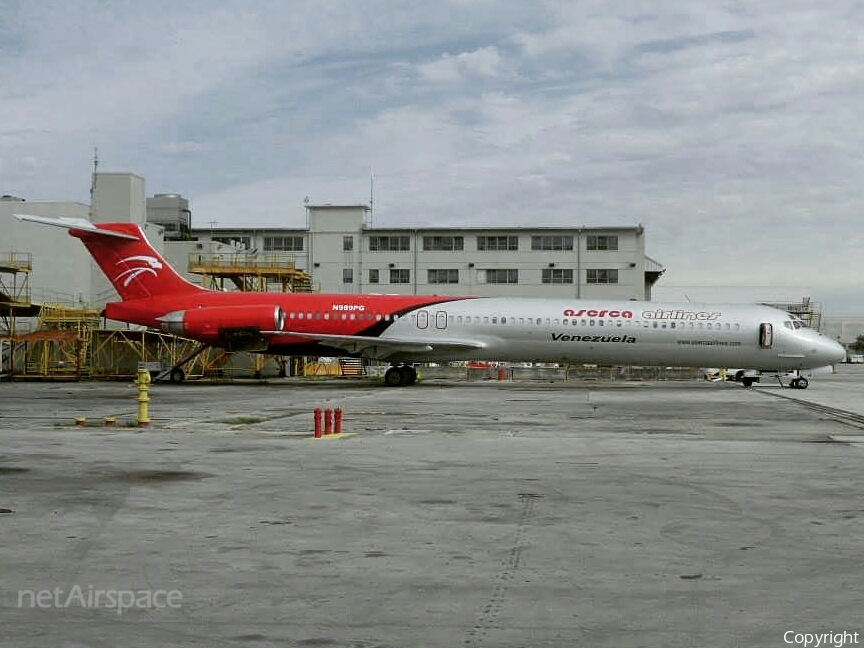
[{"left": 265, "top": 330, "right": 486, "bottom": 358}]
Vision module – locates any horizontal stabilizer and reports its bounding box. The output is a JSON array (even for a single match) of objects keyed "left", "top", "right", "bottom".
[{"left": 14, "top": 214, "right": 140, "bottom": 240}]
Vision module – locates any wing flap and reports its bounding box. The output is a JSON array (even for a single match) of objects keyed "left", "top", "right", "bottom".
[{"left": 265, "top": 330, "right": 485, "bottom": 358}]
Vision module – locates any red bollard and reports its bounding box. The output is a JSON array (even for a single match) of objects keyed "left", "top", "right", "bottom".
[
  {"left": 313, "top": 408, "right": 322, "bottom": 438},
  {"left": 334, "top": 407, "right": 343, "bottom": 434},
  {"left": 324, "top": 408, "right": 332, "bottom": 435}
]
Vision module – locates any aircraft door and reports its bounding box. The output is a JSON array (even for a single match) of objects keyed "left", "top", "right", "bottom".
[
  {"left": 416, "top": 310, "right": 429, "bottom": 329},
  {"left": 760, "top": 323, "right": 773, "bottom": 349},
  {"left": 435, "top": 310, "right": 448, "bottom": 330}
]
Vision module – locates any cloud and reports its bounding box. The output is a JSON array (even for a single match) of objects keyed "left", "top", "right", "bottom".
[{"left": 418, "top": 46, "right": 503, "bottom": 83}]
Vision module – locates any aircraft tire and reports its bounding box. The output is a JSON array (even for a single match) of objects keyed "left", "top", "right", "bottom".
[
  {"left": 400, "top": 365, "right": 417, "bottom": 385},
  {"left": 169, "top": 367, "right": 186, "bottom": 383},
  {"left": 384, "top": 366, "right": 404, "bottom": 387}
]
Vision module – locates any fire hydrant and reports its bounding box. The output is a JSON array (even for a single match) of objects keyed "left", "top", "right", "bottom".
[{"left": 136, "top": 367, "right": 151, "bottom": 427}]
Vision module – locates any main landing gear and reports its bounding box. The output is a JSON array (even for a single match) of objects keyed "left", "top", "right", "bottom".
[{"left": 384, "top": 364, "right": 417, "bottom": 387}]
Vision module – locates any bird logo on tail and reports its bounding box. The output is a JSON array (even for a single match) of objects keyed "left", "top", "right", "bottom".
[{"left": 114, "top": 255, "right": 163, "bottom": 287}]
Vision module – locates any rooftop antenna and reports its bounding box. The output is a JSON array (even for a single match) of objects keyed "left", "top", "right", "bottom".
[
  {"left": 89, "top": 146, "right": 98, "bottom": 222},
  {"left": 369, "top": 167, "right": 374, "bottom": 227}
]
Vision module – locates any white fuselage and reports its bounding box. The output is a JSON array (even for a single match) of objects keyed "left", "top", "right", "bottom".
[{"left": 378, "top": 298, "right": 844, "bottom": 370}]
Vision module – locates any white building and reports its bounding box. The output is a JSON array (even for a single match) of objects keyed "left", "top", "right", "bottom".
[
  {"left": 3, "top": 178, "right": 665, "bottom": 313},
  {"left": 187, "top": 204, "right": 665, "bottom": 300}
]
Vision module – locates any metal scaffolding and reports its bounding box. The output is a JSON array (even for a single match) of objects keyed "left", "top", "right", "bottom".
[
  {"left": 187, "top": 252, "right": 313, "bottom": 292},
  {"left": 763, "top": 297, "right": 823, "bottom": 331}
]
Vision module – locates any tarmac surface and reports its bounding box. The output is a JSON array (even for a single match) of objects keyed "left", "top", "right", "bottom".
[{"left": 1, "top": 366, "right": 863, "bottom": 647}]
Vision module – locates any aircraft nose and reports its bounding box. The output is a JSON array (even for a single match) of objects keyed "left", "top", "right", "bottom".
[
  {"left": 827, "top": 338, "right": 847, "bottom": 364},
  {"left": 817, "top": 337, "right": 847, "bottom": 365}
]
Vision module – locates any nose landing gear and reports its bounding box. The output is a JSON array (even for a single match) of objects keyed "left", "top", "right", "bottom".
[{"left": 789, "top": 376, "right": 809, "bottom": 389}]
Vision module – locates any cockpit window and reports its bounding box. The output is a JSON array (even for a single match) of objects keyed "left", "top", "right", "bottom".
[
  {"left": 784, "top": 321, "right": 794, "bottom": 330},
  {"left": 786, "top": 317, "right": 807, "bottom": 330}
]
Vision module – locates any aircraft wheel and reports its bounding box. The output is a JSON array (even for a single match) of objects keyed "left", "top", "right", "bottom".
[
  {"left": 169, "top": 367, "right": 186, "bottom": 383},
  {"left": 741, "top": 377, "right": 754, "bottom": 387},
  {"left": 400, "top": 365, "right": 417, "bottom": 385},
  {"left": 384, "top": 366, "right": 404, "bottom": 387},
  {"left": 796, "top": 377, "right": 809, "bottom": 389}
]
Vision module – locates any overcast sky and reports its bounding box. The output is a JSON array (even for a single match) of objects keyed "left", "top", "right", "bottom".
[{"left": 2, "top": 1, "right": 863, "bottom": 314}]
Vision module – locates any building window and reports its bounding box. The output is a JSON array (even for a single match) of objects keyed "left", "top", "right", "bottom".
[
  {"left": 369, "top": 236, "right": 410, "bottom": 251},
  {"left": 428, "top": 269, "right": 459, "bottom": 284},
  {"left": 477, "top": 236, "right": 518, "bottom": 251},
  {"left": 586, "top": 269, "right": 618, "bottom": 284},
  {"left": 263, "top": 236, "right": 304, "bottom": 252},
  {"left": 343, "top": 236, "right": 354, "bottom": 251},
  {"left": 532, "top": 235, "right": 573, "bottom": 251},
  {"left": 368, "top": 269, "right": 379, "bottom": 284},
  {"left": 342, "top": 268, "right": 354, "bottom": 284},
  {"left": 486, "top": 269, "right": 518, "bottom": 284},
  {"left": 586, "top": 235, "right": 618, "bottom": 251},
  {"left": 423, "top": 235, "right": 464, "bottom": 251},
  {"left": 542, "top": 268, "right": 574, "bottom": 284},
  {"left": 390, "top": 268, "right": 410, "bottom": 284}
]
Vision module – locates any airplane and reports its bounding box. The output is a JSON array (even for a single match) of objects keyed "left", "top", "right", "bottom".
[{"left": 15, "top": 214, "right": 847, "bottom": 387}]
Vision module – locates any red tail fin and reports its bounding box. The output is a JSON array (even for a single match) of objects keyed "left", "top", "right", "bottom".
[{"left": 72, "top": 223, "right": 204, "bottom": 301}]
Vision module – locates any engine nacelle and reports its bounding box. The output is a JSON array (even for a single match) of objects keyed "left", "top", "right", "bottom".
[{"left": 159, "top": 305, "right": 285, "bottom": 338}]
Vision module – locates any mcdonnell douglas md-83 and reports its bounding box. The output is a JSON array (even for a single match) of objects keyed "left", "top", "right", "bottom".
[{"left": 16, "top": 215, "right": 846, "bottom": 387}]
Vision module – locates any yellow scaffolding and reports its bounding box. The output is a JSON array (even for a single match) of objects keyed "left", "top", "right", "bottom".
[
  {"left": 1, "top": 252, "right": 37, "bottom": 338},
  {"left": 188, "top": 252, "right": 313, "bottom": 292}
]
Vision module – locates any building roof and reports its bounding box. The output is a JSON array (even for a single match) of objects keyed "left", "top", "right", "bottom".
[{"left": 193, "top": 224, "right": 645, "bottom": 234}]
